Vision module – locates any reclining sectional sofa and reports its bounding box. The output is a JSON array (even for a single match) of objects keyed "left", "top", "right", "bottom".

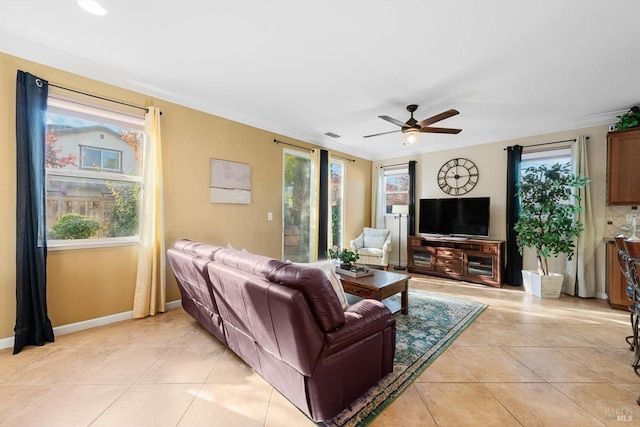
[{"left": 167, "top": 239, "right": 396, "bottom": 422}]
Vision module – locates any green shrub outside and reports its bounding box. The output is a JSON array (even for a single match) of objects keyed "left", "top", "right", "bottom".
[{"left": 50, "top": 213, "right": 102, "bottom": 239}]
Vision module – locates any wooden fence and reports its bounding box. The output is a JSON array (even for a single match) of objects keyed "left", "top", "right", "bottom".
[{"left": 46, "top": 196, "right": 114, "bottom": 238}]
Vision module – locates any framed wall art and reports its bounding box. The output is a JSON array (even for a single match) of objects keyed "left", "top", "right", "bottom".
[{"left": 209, "top": 158, "right": 251, "bottom": 204}]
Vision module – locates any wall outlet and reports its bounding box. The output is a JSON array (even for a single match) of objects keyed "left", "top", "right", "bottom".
[
  {"left": 609, "top": 124, "right": 616, "bottom": 132},
  {"left": 267, "top": 212, "right": 273, "bottom": 221}
]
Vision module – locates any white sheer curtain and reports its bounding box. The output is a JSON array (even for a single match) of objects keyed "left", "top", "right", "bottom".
[
  {"left": 133, "top": 107, "right": 166, "bottom": 317},
  {"left": 372, "top": 166, "right": 385, "bottom": 228},
  {"left": 564, "top": 136, "right": 596, "bottom": 297}
]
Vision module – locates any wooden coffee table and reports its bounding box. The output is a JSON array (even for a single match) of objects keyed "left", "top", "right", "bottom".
[{"left": 339, "top": 269, "right": 410, "bottom": 315}]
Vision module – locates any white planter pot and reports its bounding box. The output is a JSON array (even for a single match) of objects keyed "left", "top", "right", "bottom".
[{"left": 521, "top": 270, "right": 564, "bottom": 298}]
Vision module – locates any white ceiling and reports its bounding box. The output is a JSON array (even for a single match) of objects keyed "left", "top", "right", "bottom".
[{"left": 1, "top": 1, "right": 639, "bottom": 160}]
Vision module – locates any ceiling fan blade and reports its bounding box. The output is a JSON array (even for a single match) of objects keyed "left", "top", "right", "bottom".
[
  {"left": 378, "top": 115, "right": 408, "bottom": 128},
  {"left": 419, "top": 126, "right": 462, "bottom": 134},
  {"left": 363, "top": 129, "right": 402, "bottom": 138},
  {"left": 417, "top": 109, "right": 460, "bottom": 127}
]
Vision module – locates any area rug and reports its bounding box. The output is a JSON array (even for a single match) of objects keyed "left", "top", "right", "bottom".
[{"left": 323, "top": 288, "right": 487, "bottom": 427}]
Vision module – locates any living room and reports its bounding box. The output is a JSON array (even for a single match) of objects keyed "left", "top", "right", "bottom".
[{"left": 1, "top": 1, "right": 639, "bottom": 425}]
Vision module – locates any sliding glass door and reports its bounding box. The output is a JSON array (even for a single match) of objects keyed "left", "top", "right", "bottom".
[
  {"left": 283, "top": 149, "right": 316, "bottom": 262},
  {"left": 330, "top": 159, "right": 345, "bottom": 248}
]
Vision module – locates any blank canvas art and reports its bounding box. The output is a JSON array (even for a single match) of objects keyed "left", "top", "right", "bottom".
[{"left": 209, "top": 159, "right": 251, "bottom": 204}]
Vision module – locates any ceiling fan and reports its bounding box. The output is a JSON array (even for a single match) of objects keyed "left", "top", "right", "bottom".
[{"left": 363, "top": 104, "right": 462, "bottom": 145}]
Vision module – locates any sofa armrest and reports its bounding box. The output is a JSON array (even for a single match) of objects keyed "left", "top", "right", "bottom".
[
  {"left": 350, "top": 233, "right": 364, "bottom": 252},
  {"left": 324, "top": 299, "right": 394, "bottom": 355}
]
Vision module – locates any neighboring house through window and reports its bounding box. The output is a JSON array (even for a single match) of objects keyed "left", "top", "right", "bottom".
[
  {"left": 45, "top": 96, "right": 145, "bottom": 247},
  {"left": 384, "top": 167, "right": 409, "bottom": 214},
  {"left": 80, "top": 145, "right": 123, "bottom": 172}
]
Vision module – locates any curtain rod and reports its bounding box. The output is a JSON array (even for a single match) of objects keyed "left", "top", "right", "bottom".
[
  {"left": 273, "top": 139, "right": 357, "bottom": 161},
  {"left": 48, "top": 83, "right": 161, "bottom": 115},
  {"left": 503, "top": 137, "right": 589, "bottom": 151},
  {"left": 332, "top": 154, "right": 355, "bottom": 163},
  {"left": 380, "top": 162, "right": 411, "bottom": 169},
  {"left": 273, "top": 139, "right": 315, "bottom": 152}
]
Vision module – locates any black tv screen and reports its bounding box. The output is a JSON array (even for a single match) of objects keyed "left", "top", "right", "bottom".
[{"left": 419, "top": 197, "right": 490, "bottom": 237}]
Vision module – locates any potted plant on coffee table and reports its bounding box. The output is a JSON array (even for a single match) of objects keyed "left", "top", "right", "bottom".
[
  {"left": 514, "top": 162, "right": 590, "bottom": 298},
  {"left": 327, "top": 246, "right": 360, "bottom": 270}
]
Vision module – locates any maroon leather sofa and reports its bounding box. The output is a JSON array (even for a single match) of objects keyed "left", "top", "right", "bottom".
[{"left": 167, "top": 239, "right": 396, "bottom": 422}]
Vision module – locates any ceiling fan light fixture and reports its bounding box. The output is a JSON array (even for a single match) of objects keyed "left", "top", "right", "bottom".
[{"left": 402, "top": 129, "right": 419, "bottom": 145}]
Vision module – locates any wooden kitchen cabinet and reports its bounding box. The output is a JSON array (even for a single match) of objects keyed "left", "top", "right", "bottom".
[
  {"left": 606, "top": 240, "right": 632, "bottom": 310},
  {"left": 607, "top": 128, "right": 640, "bottom": 205}
]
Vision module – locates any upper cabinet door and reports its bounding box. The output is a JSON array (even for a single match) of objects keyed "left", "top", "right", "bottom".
[{"left": 607, "top": 128, "right": 640, "bottom": 205}]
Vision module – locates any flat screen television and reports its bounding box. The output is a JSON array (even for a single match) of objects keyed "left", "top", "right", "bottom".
[{"left": 419, "top": 197, "right": 490, "bottom": 237}]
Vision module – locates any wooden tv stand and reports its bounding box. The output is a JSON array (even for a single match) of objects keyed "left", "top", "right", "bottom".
[{"left": 407, "top": 236, "right": 504, "bottom": 287}]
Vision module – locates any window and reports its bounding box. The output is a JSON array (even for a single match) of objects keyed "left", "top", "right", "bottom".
[
  {"left": 384, "top": 167, "right": 409, "bottom": 214},
  {"left": 329, "top": 160, "right": 345, "bottom": 248},
  {"left": 80, "top": 146, "right": 123, "bottom": 172},
  {"left": 521, "top": 147, "right": 571, "bottom": 171},
  {"left": 282, "top": 149, "right": 317, "bottom": 262},
  {"left": 45, "top": 96, "right": 145, "bottom": 247}
]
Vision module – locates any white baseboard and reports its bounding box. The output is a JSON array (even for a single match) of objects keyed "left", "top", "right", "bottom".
[
  {"left": 0, "top": 336, "right": 14, "bottom": 351},
  {"left": 0, "top": 299, "right": 182, "bottom": 350}
]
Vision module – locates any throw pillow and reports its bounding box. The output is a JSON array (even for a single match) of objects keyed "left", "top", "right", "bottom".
[
  {"left": 364, "top": 234, "right": 387, "bottom": 249},
  {"left": 292, "top": 260, "right": 349, "bottom": 310}
]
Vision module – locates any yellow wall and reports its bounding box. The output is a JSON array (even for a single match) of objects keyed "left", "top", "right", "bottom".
[{"left": 0, "top": 52, "right": 371, "bottom": 340}]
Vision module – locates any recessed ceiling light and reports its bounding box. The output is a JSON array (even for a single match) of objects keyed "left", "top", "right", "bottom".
[{"left": 77, "top": 0, "right": 107, "bottom": 16}]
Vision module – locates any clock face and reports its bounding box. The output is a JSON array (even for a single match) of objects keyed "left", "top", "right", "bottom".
[{"left": 437, "top": 158, "right": 479, "bottom": 195}]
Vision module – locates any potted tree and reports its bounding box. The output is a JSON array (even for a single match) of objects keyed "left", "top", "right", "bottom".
[{"left": 514, "top": 162, "right": 590, "bottom": 298}]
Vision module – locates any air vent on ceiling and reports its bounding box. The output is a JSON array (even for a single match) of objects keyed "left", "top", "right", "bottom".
[{"left": 324, "top": 132, "right": 341, "bottom": 139}]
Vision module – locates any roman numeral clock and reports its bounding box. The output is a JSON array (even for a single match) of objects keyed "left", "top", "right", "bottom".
[{"left": 437, "top": 158, "right": 479, "bottom": 195}]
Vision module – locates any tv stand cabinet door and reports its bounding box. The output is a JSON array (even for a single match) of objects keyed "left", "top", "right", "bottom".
[{"left": 408, "top": 238, "right": 435, "bottom": 272}]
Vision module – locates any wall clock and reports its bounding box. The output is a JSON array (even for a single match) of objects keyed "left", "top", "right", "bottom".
[{"left": 437, "top": 158, "right": 479, "bottom": 195}]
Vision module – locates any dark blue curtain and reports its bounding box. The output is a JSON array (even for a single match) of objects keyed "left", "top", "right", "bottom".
[
  {"left": 408, "top": 160, "right": 417, "bottom": 236},
  {"left": 317, "top": 149, "right": 329, "bottom": 259},
  {"left": 505, "top": 145, "right": 523, "bottom": 286},
  {"left": 14, "top": 71, "right": 54, "bottom": 354}
]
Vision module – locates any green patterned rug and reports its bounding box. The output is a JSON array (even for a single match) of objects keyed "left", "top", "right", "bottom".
[{"left": 323, "top": 288, "right": 487, "bottom": 427}]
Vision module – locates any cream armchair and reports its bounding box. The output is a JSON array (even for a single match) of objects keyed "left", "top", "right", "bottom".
[{"left": 350, "top": 227, "right": 392, "bottom": 270}]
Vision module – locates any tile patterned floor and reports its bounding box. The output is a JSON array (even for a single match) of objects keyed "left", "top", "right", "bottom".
[{"left": 1, "top": 274, "right": 639, "bottom": 426}]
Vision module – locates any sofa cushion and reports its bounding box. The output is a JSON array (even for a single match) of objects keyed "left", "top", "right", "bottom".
[
  {"left": 358, "top": 247, "right": 384, "bottom": 257},
  {"left": 213, "top": 248, "right": 345, "bottom": 332},
  {"left": 293, "top": 260, "right": 349, "bottom": 310},
  {"left": 173, "top": 239, "right": 221, "bottom": 261},
  {"left": 268, "top": 264, "right": 346, "bottom": 332}
]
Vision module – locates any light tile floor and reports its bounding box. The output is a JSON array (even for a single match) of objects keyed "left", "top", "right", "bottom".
[{"left": 1, "top": 274, "right": 639, "bottom": 426}]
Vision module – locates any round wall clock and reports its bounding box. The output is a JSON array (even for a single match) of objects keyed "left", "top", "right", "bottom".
[{"left": 437, "top": 158, "right": 479, "bottom": 195}]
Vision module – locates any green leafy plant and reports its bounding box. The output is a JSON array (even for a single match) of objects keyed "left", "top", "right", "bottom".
[
  {"left": 614, "top": 106, "right": 640, "bottom": 130},
  {"left": 107, "top": 181, "right": 140, "bottom": 237},
  {"left": 50, "top": 213, "right": 102, "bottom": 240},
  {"left": 514, "top": 163, "right": 590, "bottom": 276},
  {"left": 326, "top": 246, "right": 359, "bottom": 265}
]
